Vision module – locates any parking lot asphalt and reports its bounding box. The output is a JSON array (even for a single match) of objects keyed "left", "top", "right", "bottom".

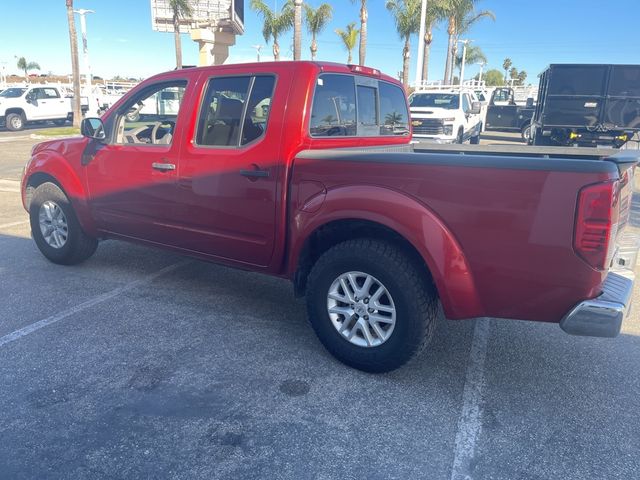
[{"left": 1, "top": 133, "right": 640, "bottom": 479}]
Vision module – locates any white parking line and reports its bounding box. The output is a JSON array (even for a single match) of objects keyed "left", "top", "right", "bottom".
[
  {"left": 450, "top": 318, "right": 491, "bottom": 480},
  {"left": 0, "top": 220, "right": 29, "bottom": 229},
  {"left": 0, "top": 260, "right": 188, "bottom": 348}
]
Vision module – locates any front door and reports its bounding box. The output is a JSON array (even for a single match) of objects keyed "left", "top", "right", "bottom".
[
  {"left": 176, "top": 73, "right": 283, "bottom": 267},
  {"left": 30, "top": 88, "right": 67, "bottom": 120},
  {"left": 84, "top": 79, "right": 191, "bottom": 244}
]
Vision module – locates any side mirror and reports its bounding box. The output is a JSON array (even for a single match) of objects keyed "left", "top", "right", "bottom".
[
  {"left": 526, "top": 97, "right": 534, "bottom": 108},
  {"left": 81, "top": 117, "right": 106, "bottom": 141},
  {"left": 25, "top": 93, "right": 35, "bottom": 103},
  {"left": 470, "top": 101, "right": 481, "bottom": 115}
]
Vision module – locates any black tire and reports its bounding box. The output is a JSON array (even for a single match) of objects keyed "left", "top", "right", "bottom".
[
  {"left": 29, "top": 182, "right": 98, "bottom": 265},
  {"left": 456, "top": 127, "right": 464, "bottom": 144},
  {"left": 6, "top": 112, "right": 25, "bottom": 131},
  {"left": 306, "top": 239, "right": 438, "bottom": 373},
  {"left": 470, "top": 124, "right": 481, "bottom": 144},
  {"left": 521, "top": 123, "right": 532, "bottom": 142},
  {"left": 53, "top": 119, "right": 67, "bottom": 126}
]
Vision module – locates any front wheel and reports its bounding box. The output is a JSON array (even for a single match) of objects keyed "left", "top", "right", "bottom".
[
  {"left": 6, "top": 112, "right": 25, "bottom": 131},
  {"left": 306, "top": 239, "right": 438, "bottom": 372},
  {"left": 470, "top": 124, "right": 481, "bottom": 144},
  {"left": 29, "top": 182, "right": 98, "bottom": 265}
]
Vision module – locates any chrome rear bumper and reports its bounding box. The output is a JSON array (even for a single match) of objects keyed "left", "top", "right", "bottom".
[{"left": 561, "top": 231, "right": 639, "bottom": 337}]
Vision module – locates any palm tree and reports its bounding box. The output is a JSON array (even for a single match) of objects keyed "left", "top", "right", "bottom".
[
  {"left": 420, "top": 0, "right": 443, "bottom": 83},
  {"left": 169, "top": 0, "right": 193, "bottom": 69},
  {"left": 454, "top": 44, "right": 487, "bottom": 79},
  {"left": 335, "top": 22, "right": 359, "bottom": 64},
  {"left": 251, "top": 0, "right": 294, "bottom": 61},
  {"left": 502, "top": 57, "right": 512, "bottom": 83},
  {"left": 449, "top": 6, "right": 494, "bottom": 83},
  {"left": 386, "top": 0, "right": 421, "bottom": 88},
  {"left": 304, "top": 3, "right": 333, "bottom": 60},
  {"left": 293, "top": 0, "right": 303, "bottom": 60},
  {"left": 440, "top": 0, "right": 494, "bottom": 84},
  {"left": 16, "top": 57, "right": 40, "bottom": 80},
  {"left": 65, "top": 0, "right": 81, "bottom": 128},
  {"left": 349, "top": 0, "right": 368, "bottom": 65},
  {"left": 509, "top": 66, "right": 518, "bottom": 86}
]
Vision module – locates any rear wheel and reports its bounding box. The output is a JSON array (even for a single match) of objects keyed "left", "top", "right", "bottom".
[
  {"left": 53, "top": 119, "right": 66, "bottom": 126},
  {"left": 521, "top": 123, "right": 532, "bottom": 142},
  {"left": 29, "top": 182, "right": 98, "bottom": 265},
  {"left": 306, "top": 239, "right": 438, "bottom": 372},
  {"left": 6, "top": 112, "right": 25, "bottom": 131}
]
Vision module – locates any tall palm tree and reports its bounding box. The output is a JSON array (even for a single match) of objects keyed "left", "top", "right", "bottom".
[
  {"left": 293, "top": 0, "right": 303, "bottom": 60},
  {"left": 454, "top": 44, "right": 486, "bottom": 80},
  {"left": 16, "top": 57, "right": 40, "bottom": 80},
  {"left": 66, "top": 0, "right": 81, "bottom": 128},
  {"left": 304, "top": 3, "right": 333, "bottom": 60},
  {"left": 169, "top": 0, "right": 193, "bottom": 69},
  {"left": 349, "top": 0, "right": 368, "bottom": 65},
  {"left": 440, "top": 0, "right": 494, "bottom": 84},
  {"left": 335, "top": 22, "right": 359, "bottom": 64},
  {"left": 420, "top": 0, "right": 443, "bottom": 83},
  {"left": 502, "top": 57, "right": 512, "bottom": 83},
  {"left": 251, "top": 0, "right": 294, "bottom": 61},
  {"left": 386, "top": 0, "right": 421, "bottom": 88},
  {"left": 448, "top": 5, "right": 494, "bottom": 83}
]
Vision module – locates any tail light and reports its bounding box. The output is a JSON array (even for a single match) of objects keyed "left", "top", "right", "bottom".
[{"left": 574, "top": 181, "right": 620, "bottom": 270}]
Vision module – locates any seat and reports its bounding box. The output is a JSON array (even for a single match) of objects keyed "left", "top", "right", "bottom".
[{"left": 203, "top": 97, "right": 244, "bottom": 146}]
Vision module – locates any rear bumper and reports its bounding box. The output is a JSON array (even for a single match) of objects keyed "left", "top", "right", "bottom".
[{"left": 560, "top": 232, "right": 639, "bottom": 337}]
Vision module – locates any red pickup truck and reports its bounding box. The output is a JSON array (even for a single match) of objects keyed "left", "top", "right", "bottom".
[{"left": 21, "top": 61, "right": 639, "bottom": 372}]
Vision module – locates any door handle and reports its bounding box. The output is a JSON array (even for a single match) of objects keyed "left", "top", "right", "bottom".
[
  {"left": 240, "top": 168, "right": 269, "bottom": 179},
  {"left": 152, "top": 162, "right": 176, "bottom": 172}
]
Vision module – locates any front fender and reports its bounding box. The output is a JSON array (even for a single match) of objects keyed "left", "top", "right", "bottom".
[
  {"left": 289, "top": 185, "right": 484, "bottom": 320},
  {"left": 22, "top": 147, "right": 97, "bottom": 236}
]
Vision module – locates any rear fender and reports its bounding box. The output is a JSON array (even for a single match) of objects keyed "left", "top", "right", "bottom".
[{"left": 289, "top": 185, "right": 484, "bottom": 319}]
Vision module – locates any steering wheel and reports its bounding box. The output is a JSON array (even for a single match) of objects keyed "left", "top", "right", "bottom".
[{"left": 149, "top": 120, "right": 175, "bottom": 144}]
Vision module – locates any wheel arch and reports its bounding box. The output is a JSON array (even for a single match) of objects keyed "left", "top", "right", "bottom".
[
  {"left": 23, "top": 154, "right": 96, "bottom": 235},
  {"left": 289, "top": 185, "right": 484, "bottom": 320}
]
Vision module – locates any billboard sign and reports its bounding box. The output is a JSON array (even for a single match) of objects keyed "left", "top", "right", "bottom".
[{"left": 150, "top": 0, "right": 244, "bottom": 35}]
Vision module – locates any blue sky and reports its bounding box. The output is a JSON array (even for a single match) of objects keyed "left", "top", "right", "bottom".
[{"left": 1, "top": 0, "right": 638, "bottom": 82}]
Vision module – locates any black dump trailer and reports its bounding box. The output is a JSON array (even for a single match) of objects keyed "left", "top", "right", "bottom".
[{"left": 531, "top": 64, "right": 640, "bottom": 147}]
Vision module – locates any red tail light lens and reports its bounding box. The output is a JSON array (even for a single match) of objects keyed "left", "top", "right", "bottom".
[{"left": 574, "top": 181, "right": 620, "bottom": 270}]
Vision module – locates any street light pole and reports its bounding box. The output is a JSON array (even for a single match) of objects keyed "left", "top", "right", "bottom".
[
  {"left": 252, "top": 45, "right": 263, "bottom": 62},
  {"left": 74, "top": 9, "right": 94, "bottom": 91},
  {"left": 414, "top": 0, "right": 428, "bottom": 89},
  {"left": 478, "top": 61, "right": 486, "bottom": 84},
  {"left": 459, "top": 39, "right": 470, "bottom": 86}
]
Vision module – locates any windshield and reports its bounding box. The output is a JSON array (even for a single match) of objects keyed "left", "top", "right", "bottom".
[
  {"left": 410, "top": 93, "right": 460, "bottom": 109},
  {"left": 0, "top": 88, "right": 27, "bottom": 98}
]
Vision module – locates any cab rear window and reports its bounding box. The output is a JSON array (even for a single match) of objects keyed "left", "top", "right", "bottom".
[{"left": 310, "top": 74, "right": 409, "bottom": 137}]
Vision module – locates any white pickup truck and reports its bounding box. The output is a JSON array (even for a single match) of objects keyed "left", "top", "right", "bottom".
[
  {"left": 409, "top": 90, "right": 483, "bottom": 144},
  {"left": 0, "top": 86, "right": 79, "bottom": 131}
]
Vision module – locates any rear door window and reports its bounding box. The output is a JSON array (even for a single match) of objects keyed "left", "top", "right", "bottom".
[{"left": 196, "top": 75, "right": 275, "bottom": 147}]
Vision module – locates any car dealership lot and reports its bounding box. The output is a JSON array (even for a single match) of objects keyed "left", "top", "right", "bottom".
[{"left": 1, "top": 134, "right": 640, "bottom": 479}]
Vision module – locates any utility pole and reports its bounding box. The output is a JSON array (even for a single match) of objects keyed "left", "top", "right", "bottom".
[
  {"left": 414, "top": 0, "right": 428, "bottom": 88},
  {"left": 478, "top": 61, "right": 486, "bottom": 84},
  {"left": 252, "top": 44, "right": 263, "bottom": 62},
  {"left": 459, "top": 39, "right": 470, "bottom": 86},
  {"left": 74, "top": 9, "right": 94, "bottom": 91}
]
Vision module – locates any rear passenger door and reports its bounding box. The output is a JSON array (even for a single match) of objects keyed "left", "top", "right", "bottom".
[{"left": 176, "top": 74, "right": 283, "bottom": 267}]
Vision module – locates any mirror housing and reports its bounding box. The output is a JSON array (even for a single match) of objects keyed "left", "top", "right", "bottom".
[
  {"left": 470, "top": 101, "right": 482, "bottom": 115},
  {"left": 81, "top": 117, "right": 106, "bottom": 141},
  {"left": 25, "top": 92, "right": 35, "bottom": 103},
  {"left": 526, "top": 97, "right": 534, "bottom": 108}
]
